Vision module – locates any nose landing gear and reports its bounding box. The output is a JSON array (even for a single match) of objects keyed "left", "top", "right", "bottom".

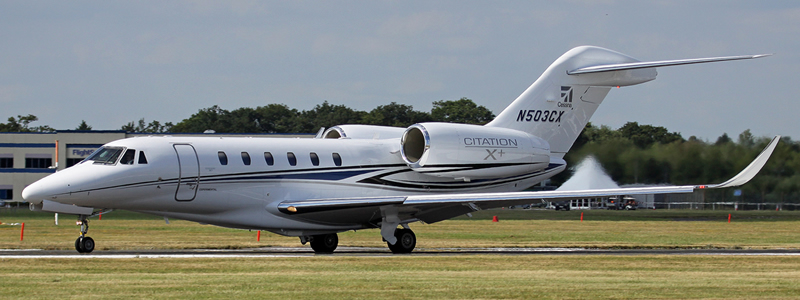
[{"left": 75, "top": 215, "right": 95, "bottom": 253}]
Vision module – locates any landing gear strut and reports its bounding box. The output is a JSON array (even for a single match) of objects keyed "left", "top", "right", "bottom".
[
  {"left": 308, "top": 233, "right": 338, "bottom": 254},
  {"left": 387, "top": 228, "right": 416, "bottom": 254},
  {"left": 75, "top": 215, "right": 94, "bottom": 253}
]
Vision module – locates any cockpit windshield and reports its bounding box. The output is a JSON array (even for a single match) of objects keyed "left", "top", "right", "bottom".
[{"left": 83, "top": 147, "right": 124, "bottom": 165}]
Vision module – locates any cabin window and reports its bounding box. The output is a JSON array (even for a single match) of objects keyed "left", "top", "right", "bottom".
[
  {"left": 310, "top": 152, "right": 319, "bottom": 166},
  {"left": 241, "top": 152, "right": 251, "bottom": 166},
  {"left": 218, "top": 151, "right": 228, "bottom": 165},
  {"left": 264, "top": 152, "right": 274, "bottom": 166},
  {"left": 287, "top": 152, "right": 297, "bottom": 166},
  {"left": 119, "top": 149, "right": 136, "bottom": 165},
  {"left": 332, "top": 153, "right": 342, "bottom": 166},
  {"left": 138, "top": 151, "right": 148, "bottom": 164}
]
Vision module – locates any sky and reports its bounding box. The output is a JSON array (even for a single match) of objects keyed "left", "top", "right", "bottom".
[{"left": 1, "top": 1, "right": 798, "bottom": 140}]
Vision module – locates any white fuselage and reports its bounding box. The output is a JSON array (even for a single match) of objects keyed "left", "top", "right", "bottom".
[{"left": 22, "top": 135, "right": 563, "bottom": 236}]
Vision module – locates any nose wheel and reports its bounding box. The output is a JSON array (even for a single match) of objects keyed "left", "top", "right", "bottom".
[
  {"left": 75, "top": 236, "right": 95, "bottom": 253},
  {"left": 75, "top": 216, "right": 95, "bottom": 253}
]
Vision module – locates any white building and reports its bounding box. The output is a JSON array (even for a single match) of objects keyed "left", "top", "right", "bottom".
[{"left": 0, "top": 131, "right": 312, "bottom": 203}]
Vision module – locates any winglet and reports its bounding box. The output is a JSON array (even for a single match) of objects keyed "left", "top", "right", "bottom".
[{"left": 706, "top": 136, "right": 781, "bottom": 189}]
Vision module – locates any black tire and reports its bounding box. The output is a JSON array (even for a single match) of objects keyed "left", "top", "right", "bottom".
[
  {"left": 387, "top": 229, "right": 416, "bottom": 254},
  {"left": 310, "top": 233, "right": 338, "bottom": 253},
  {"left": 75, "top": 237, "right": 85, "bottom": 253},
  {"left": 81, "top": 237, "right": 95, "bottom": 253}
]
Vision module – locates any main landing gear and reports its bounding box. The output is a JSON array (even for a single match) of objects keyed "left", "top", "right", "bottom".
[
  {"left": 75, "top": 215, "right": 94, "bottom": 253},
  {"left": 387, "top": 228, "right": 416, "bottom": 254},
  {"left": 303, "top": 233, "right": 339, "bottom": 254},
  {"left": 301, "top": 227, "right": 417, "bottom": 254}
]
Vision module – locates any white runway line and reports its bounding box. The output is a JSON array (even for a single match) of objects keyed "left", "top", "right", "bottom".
[{"left": 2, "top": 247, "right": 800, "bottom": 258}]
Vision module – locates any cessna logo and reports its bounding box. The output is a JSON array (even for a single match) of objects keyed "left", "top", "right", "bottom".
[{"left": 558, "top": 86, "right": 572, "bottom": 108}]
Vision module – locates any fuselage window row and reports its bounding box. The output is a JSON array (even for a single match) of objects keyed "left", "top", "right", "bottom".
[{"left": 214, "top": 151, "right": 341, "bottom": 167}]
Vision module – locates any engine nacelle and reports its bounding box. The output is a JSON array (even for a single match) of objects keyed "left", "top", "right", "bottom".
[
  {"left": 322, "top": 125, "right": 406, "bottom": 140},
  {"left": 400, "top": 123, "right": 551, "bottom": 179}
]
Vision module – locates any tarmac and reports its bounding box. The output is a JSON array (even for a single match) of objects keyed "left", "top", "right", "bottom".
[{"left": 2, "top": 247, "right": 800, "bottom": 258}]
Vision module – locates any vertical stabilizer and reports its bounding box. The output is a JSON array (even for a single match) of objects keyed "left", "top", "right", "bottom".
[
  {"left": 487, "top": 46, "right": 768, "bottom": 158},
  {"left": 486, "top": 46, "right": 657, "bottom": 158}
]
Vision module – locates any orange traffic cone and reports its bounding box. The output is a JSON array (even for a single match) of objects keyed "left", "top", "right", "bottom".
[{"left": 492, "top": 215, "right": 498, "bottom": 222}]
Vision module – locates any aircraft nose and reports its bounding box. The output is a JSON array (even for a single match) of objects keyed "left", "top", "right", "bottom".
[
  {"left": 22, "top": 180, "right": 48, "bottom": 203},
  {"left": 22, "top": 174, "right": 68, "bottom": 204}
]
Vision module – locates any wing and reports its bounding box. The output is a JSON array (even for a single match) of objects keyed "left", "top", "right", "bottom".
[{"left": 277, "top": 136, "right": 780, "bottom": 241}]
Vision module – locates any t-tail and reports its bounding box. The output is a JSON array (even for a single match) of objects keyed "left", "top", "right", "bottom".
[{"left": 486, "top": 46, "right": 770, "bottom": 158}]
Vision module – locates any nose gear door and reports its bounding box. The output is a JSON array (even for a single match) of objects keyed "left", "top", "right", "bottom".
[{"left": 173, "top": 144, "right": 199, "bottom": 201}]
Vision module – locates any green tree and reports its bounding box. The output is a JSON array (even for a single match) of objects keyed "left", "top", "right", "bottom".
[
  {"left": 170, "top": 105, "right": 230, "bottom": 133},
  {"left": 294, "top": 101, "right": 367, "bottom": 133},
  {"left": 363, "top": 102, "right": 432, "bottom": 127},
  {"left": 252, "top": 104, "right": 299, "bottom": 133},
  {"left": 0, "top": 114, "right": 55, "bottom": 132},
  {"left": 618, "top": 122, "right": 683, "bottom": 148},
  {"left": 76, "top": 120, "right": 92, "bottom": 131},
  {"left": 715, "top": 133, "right": 732, "bottom": 145},
  {"left": 430, "top": 98, "right": 495, "bottom": 125},
  {"left": 121, "top": 118, "right": 173, "bottom": 133},
  {"left": 738, "top": 129, "right": 755, "bottom": 148}
]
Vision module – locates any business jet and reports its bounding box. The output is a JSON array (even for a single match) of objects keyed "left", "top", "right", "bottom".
[{"left": 22, "top": 46, "right": 777, "bottom": 254}]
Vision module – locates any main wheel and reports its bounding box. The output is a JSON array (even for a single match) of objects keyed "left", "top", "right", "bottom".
[
  {"left": 81, "top": 237, "right": 95, "bottom": 253},
  {"left": 387, "top": 229, "right": 416, "bottom": 254},
  {"left": 310, "top": 233, "right": 338, "bottom": 253},
  {"left": 75, "top": 237, "right": 85, "bottom": 253}
]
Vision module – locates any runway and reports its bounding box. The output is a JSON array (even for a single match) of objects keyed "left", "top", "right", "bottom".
[{"left": 3, "top": 247, "right": 800, "bottom": 258}]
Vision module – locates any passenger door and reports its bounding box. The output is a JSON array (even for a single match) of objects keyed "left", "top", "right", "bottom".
[{"left": 173, "top": 144, "right": 199, "bottom": 201}]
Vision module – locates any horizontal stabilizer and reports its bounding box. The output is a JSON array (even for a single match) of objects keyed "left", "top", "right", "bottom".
[{"left": 568, "top": 54, "right": 771, "bottom": 75}]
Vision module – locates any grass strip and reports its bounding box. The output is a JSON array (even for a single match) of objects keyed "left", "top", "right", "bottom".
[
  {"left": 2, "top": 209, "right": 800, "bottom": 250},
  {"left": 1, "top": 255, "right": 799, "bottom": 299}
]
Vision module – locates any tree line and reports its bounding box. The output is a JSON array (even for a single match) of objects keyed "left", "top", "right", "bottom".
[
  {"left": 2, "top": 100, "right": 798, "bottom": 203},
  {"left": 116, "top": 98, "right": 494, "bottom": 134},
  {"left": 556, "top": 123, "right": 800, "bottom": 204}
]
